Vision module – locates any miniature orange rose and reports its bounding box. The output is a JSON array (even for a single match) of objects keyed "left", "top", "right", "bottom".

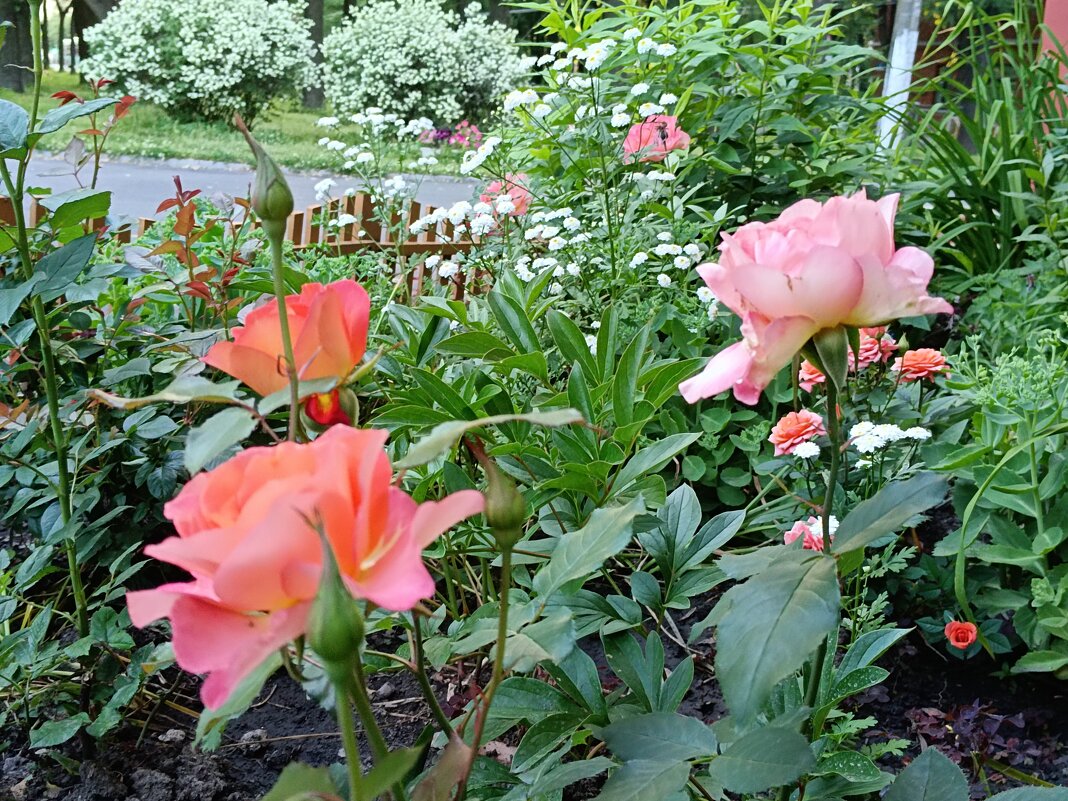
[
  {"left": 768, "top": 409, "right": 826, "bottom": 456},
  {"left": 892, "top": 348, "right": 948, "bottom": 382}
]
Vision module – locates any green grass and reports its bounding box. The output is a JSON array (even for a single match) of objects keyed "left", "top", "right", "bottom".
[{"left": 1, "top": 70, "right": 462, "bottom": 175}]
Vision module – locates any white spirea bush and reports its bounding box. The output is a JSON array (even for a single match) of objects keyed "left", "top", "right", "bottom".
[
  {"left": 81, "top": 0, "right": 316, "bottom": 123},
  {"left": 322, "top": 0, "right": 524, "bottom": 124}
]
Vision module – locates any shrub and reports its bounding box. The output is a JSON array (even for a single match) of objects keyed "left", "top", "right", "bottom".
[
  {"left": 322, "top": 0, "right": 525, "bottom": 125},
  {"left": 80, "top": 0, "right": 316, "bottom": 123}
]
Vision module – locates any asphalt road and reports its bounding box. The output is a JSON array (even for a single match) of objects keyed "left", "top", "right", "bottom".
[{"left": 22, "top": 154, "right": 480, "bottom": 220}]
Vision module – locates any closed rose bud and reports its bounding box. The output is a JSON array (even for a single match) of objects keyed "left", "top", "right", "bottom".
[
  {"left": 234, "top": 114, "right": 294, "bottom": 235},
  {"left": 307, "top": 530, "right": 364, "bottom": 673},
  {"left": 944, "top": 620, "right": 977, "bottom": 650},
  {"left": 477, "top": 454, "right": 526, "bottom": 549}
]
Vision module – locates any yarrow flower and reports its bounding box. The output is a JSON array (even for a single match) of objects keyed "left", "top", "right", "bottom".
[
  {"left": 657, "top": 273, "right": 672, "bottom": 287},
  {"left": 793, "top": 441, "right": 821, "bottom": 460},
  {"left": 768, "top": 409, "right": 826, "bottom": 456},
  {"left": 783, "top": 515, "right": 838, "bottom": 551},
  {"left": 630, "top": 82, "right": 650, "bottom": 96}
]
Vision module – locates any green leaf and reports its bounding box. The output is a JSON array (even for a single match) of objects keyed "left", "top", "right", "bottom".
[
  {"left": 832, "top": 472, "right": 948, "bottom": 553},
  {"left": 711, "top": 726, "right": 816, "bottom": 794},
  {"left": 435, "top": 331, "right": 514, "bottom": 359},
  {"left": 30, "top": 714, "right": 90, "bottom": 748},
  {"left": 502, "top": 611, "right": 576, "bottom": 672},
  {"left": 40, "top": 188, "right": 112, "bottom": 228},
  {"left": 0, "top": 273, "right": 44, "bottom": 326},
  {"left": 592, "top": 760, "right": 691, "bottom": 801},
  {"left": 89, "top": 375, "right": 244, "bottom": 409},
  {"left": 837, "top": 628, "right": 911, "bottom": 674},
  {"left": 532, "top": 498, "right": 644, "bottom": 601},
  {"left": 512, "top": 713, "right": 586, "bottom": 774},
  {"left": 0, "top": 99, "right": 29, "bottom": 153},
  {"left": 501, "top": 758, "right": 615, "bottom": 801},
  {"left": 488, "top": 289, "right": 540, "bottom": 353},
  {"left": 600, "top": 712, "right": 717, "bottom": 762},
  {"left": 36, "top": 97, "right": 119, "bottom": 135},
  {"left": 988, "top": 790, "right": 1068, "bottom": 800},
  {"left": 613, "top": 433, "right": 701, "bottom": 495},
  {"left": 34, "top": 233, "right": 98, "bottom": 302},
  {"left": 547, "top": 309, "right": 598, "bottom": 379},
  {"left": 816, "top": 751, "right": 883, "bottom": 782},
  {"left": 1011, "top": 650, "right": 1068, "bottom": 674},
  {"left": 363, "top": 748, "right": 423, "bottom": 800},
  {"left": 184, "top": 407, "right": 257, "bottom": 473},
  {"left": 261, "top": 763, "right": 340, "bottom": 801},
  {"left": 485, "top": 677, "right": 574, "bottom": 733},
  {"left": 612, "top": 326, "right": 650, "bottom": 427},
  {"left": 715, "top": 555, "right": 840, "bottom": 722},
  {"left": 884, "top": 748, "right": 968, "bottom": 801},
  {"left": 394, "top": 409, "right": 584, "bottom": 469},
  {"left": 196, "top": 653, "right": 282, "bottom": 750}
]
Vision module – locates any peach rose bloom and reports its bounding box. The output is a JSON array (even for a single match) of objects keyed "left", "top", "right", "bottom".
[
  {"left": 127, "top": 426, "right": 483, "bottom": 708},
  {"left": 853, "top": 329, "right": 897, "bottom": 371},
  {"left": 622, "top": 115, "right": 691, "bottom": 163},
  {"left": 768, "top": 409, "right": 826, "bottom": 456},
  {"left": 679, "top": 191, "right": 953, "bottom": 405},
  {"left": 892, "top": 348, "right": 948, "bottom": 382},
  {"left": 479, "top": 173, "right": 531, "bottom": 216},
  {"left": 944, "top": 620, "right": 977, "bottom": 649},
  {"left": 783, "top": 516, "right": 831, "bottom": 552},
  {"left": 203, "top": 279, "right": 370, "bottom": 397},
  {"left": 798, "top": 360, "right": 826, "bottom": 392}
]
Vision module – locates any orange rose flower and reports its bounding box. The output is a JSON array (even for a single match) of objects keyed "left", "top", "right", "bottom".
[
  {"left": 798, "top": 360, "right": 826, "bottom": 392},
  {"left": 892, "top": 348, "right": 948, "bottom": 382},
  {"left": 203, "top": 280, "right": 370, "bottom": 397},
  {"left": 126, "top": 426, "right": 484, "bottom": 708},
  {"left": 768, "top": 409, "right": 826, "bottom": 456},
  {"left": 944, "top": 620, "right": 977, "bottom": 649}
]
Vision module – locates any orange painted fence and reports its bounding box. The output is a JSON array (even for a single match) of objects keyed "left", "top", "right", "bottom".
[{"left": 1, "top": 192, "right": 477, "bottom": 300}]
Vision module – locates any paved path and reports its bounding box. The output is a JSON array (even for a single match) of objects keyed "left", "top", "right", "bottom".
[{"left": 23, "top": 155, "right": 479, "bottom": 220}]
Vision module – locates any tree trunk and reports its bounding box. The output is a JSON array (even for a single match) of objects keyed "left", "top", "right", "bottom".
[
  {"left": 56, "top": 2, "right": 66, "bottom": 72},
  {"left": 40, "top": 0, "right": 49, "bottom": 69},
  {"left": 0, "top": 0, "right": 32, "bottom": 91},
  {"left": 302, "top": 0, "right": 324, "bottom": 108}
]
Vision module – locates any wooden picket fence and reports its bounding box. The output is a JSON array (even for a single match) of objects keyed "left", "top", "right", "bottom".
[{"left": 2, "top": 192, "right": 478, "bottom": 301}]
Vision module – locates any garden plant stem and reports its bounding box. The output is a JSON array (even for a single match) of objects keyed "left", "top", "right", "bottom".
[
  {"left": 336, "top": 693, "right": 367, "bottom": 801},
  {"left": 266, "top": 228, "right": 304, "bottom": 442}
]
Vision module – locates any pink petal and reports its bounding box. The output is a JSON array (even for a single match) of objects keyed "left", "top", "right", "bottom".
[
  {"left": 409, "top": 490, "right": 485, "bottom": 548},
  {"left": 679, "top": 341, "right": 754, "bottom": 403}
]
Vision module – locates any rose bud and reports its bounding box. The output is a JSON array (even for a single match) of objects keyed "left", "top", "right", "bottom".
[
  {"left": 304, "top": 389, "right": 356, "bottom": 428},
  {"left": 307, "top": 528, "right": 365, "bottom": 678}
]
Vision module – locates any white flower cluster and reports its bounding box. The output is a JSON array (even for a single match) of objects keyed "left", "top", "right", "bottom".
[
  {"left": 459, "top": 136, "right": 502, "bottom": 175},
  {"left": 323, "top": 0, "right": 525, "bottom": 123},
  {"left": 424, "top": 254, "right": 463, "bottom": 280},
  {"left": 410, "top": 199, "right": 497, "bottom": 239},
  {"left": 849, "top": 422, "right": 931, "bottom": 455},
  {"left": 81, "top": 0, "right": 316, "bottom": 122},
  {"left": 793, "top": 441, "right": 821, "bottom": 459}
]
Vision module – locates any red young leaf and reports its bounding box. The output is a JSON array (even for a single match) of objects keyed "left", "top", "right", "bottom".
[
  {"left": 78, "top": 129, "right": 105, "bottom": 136},
  {"left": 155, "top": 197, "right": 180, "bottom": 214},
  {"left": 51, "top": 90, "right": 81, "bottom": 106}
]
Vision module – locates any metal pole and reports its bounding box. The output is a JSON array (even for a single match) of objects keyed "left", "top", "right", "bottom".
[{"left": 879, "top": 0, "right": 924, "bottom": 150}]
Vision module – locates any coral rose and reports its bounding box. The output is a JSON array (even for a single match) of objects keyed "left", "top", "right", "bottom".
[
  {"left": 479, "top": 173, "right": 531, "bottom": 216},
  {"left": 854, "top": 328, "right": 897, "bottom": 371},
  {"left": 203, "top": 279, "right": 370, "bottom": 397},
  {"left": 944, "top": 620, "right": 977, "bottom": 649},
  {"left": 622, "top": 115, "right": 691, "bottom": 163},
  {"left": 126, "top": 426, "right": 483, "bottom": 708},
  {"left": 892, "top": 348, "right": 948, "bottom": 382},
  {"left": 768, "top": 409, "right": 826, "bottom": 456},
  {"left": 798, "top": 360, "right": 826, "bottom": 392},
  {"left": 679, "top": 191, "right": 953, "bottom": 405},
  {"left": 783, "top": 515, "right": 836, "bottom": 551}
]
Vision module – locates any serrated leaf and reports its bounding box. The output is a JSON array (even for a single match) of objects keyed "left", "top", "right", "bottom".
[
  {"left": 600, "top": 712, "right": 717, "bottom": 762},
  {"left": 711, "top": 726, "right": 815, "bottom": 794},
  {"left": 884, "top": 748, "right": 968, "bottom": 801},
  {"left": 715, "top": 555, "right": 840, "bottom": 722},
  {"left": 832, "top": 472, "right": 948, "bottom": 553},
  {"left": 532, "top": 498, "right": 644, "bottom": 601}
]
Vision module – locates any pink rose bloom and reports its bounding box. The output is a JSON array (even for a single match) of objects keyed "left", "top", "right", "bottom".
[
  {"left": 679, "top": 191, "right": 953, "bottom": 405},
  {"left": 479, "top": 173, "right": 531, "bottom": 216},
  {"left": 127, "top": 426, "right": 484, "bottom": 709},
  {"left": 622, "top": 115, "right": 691, "bottom": 163},
  {"left": 798, "top": 360, "right": 826, "bottom": 392},
  {"left": 768, "top": 409, "right": 826, "bottom": 456},
  {"left": 783, "top": 516, "right": 834, "bottom": 551}
]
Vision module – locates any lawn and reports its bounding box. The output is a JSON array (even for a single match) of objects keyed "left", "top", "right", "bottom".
[{"left": 0, "top": 70, "right": 462, "bottom": 174}]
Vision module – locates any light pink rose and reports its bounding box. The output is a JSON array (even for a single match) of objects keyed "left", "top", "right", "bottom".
[
  {"left": 622, "top": 115, "right": 691, "bottom": 163},
  {"left": 680, "top": 191, "right": 953, "bottom": 405}
]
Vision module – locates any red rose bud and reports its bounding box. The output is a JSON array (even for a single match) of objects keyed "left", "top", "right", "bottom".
[
  {"left": 944, "top": 620, "right": 977, "bottom": 650},
  {"left": 305, "top": 390, "right": 352, "bottom": 427}
]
